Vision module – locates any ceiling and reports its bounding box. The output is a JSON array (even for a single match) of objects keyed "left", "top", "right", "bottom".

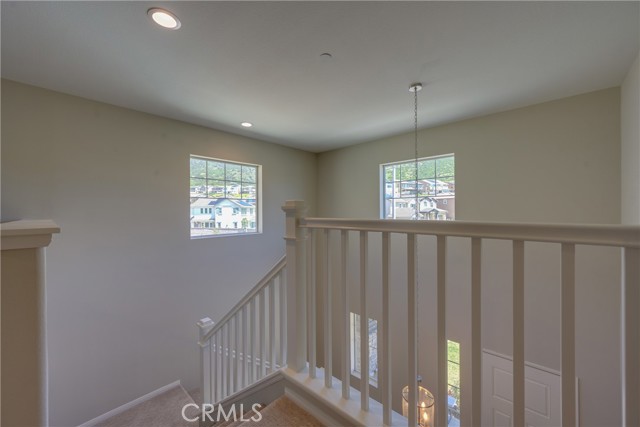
[{"left": 2, "top": 1, "right": 638, "bottom": 152}]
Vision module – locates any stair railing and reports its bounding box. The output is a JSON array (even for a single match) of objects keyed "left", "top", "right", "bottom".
[
  {"left": 198, "top": 256, "right": 286, "bottom": 405},
  {"left": 282, "top": 200, "right": 639, "bottom": 427}
]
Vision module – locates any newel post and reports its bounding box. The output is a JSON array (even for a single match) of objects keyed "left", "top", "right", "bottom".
[
  {"left": 282, "top": 200, "right": 308, "bottom": 372},
  {"left": 197, "top": 317, "right": 215, "bottom": 405}
]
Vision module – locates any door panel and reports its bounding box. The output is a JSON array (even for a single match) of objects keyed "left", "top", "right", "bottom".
[{"left": 482, "top": 351, "right": 561, "bottom": 427}]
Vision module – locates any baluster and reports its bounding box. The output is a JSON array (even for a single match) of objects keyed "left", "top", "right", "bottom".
[
  {"left": 407, "top": 233, "right": 417, "bottom": 427},
  {"left": 324, "top": 229, "right": 333, "bottom": 388},
  {"left": 341, "top": 230, "right": 350, "bottom": 400},
  {"left": 220, "top": 324, "right": 226, "bottom": 399},
  {"left": 260, "top": 287, "right": 266, "bottom": 378},
  {"left": 215, "top": 332, "right": 220, "bottom": 402},
  {"left": 622, "top": 247, "right": 640, "bottom": 427},
  {"left": 225, "top": 322, "right": 231, "bottom": 398},
  {"left": 382, "top": 232, "right": 391, "bottom": 425},
  {"left": 280, "top": 270, "right": 287, "bottom": 366},
  {"left": 513, "top": 240, "right": 525, "bottom": 427},
  {"left": 471, "top": 238, "right": 482, "bottom": 427},
  {"left": 308, "top": 229, "right": 317, "bottom": 378},
  {"left": 437, "top": 236, "right": 447, "bottom": 427},
  {"left": 270, "top": 280, "right": 276, "bottom": 373},
  {"left": 233, "top": 313, "right": 239, "bottom": 394},
  {"left": 242, "top": 305, "right": 248, "bottom": 388},
  {"left": 360, "top": 230, "right": 369, "bottom": 411},
  {"left": 561, "top": 244, "right": 576, "bottom": 427},
  {"left": 250, "top": 297, "right": 256, "bottom": 383}
]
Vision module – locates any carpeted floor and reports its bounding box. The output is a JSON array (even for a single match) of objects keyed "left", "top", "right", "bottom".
[
  {"left": 224, "top": 396, "right": 323, "bottom": 427},
  {"left": 95, "top": 387, "right": 323, "bottom": 427},
  {"left": 96, "top": 386, "right": 199, "bottom": 427}
]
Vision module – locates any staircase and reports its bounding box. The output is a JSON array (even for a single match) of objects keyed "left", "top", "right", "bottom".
[{"left": 196, "top": 200, "right": 640, "bottom": 427}]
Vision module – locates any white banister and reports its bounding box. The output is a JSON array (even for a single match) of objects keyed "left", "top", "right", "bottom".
[
  {"left": 300, "top": 218, "right": 639, "bottom": 248},
  {"left": 407, "top": 233, "right": 418, "bottom": 427},
  {"left": 360, "top": 230, "right": 370, "bottom": 411},
  {"left": 341, "top": 230, "right": 351, "bottom": 400},
  {"left": 198, "top": 317, "right": 215, "bottom": 404},
  {"left": 198, "top": 200, "right": 639, "bottom": 425},
  {"left": 513, "top": 240, "right": 525, "bottom": 427},
  {"left": 436, "top": 235, "right": 447, "bottom": 427},
  {"left": 470, "top": 238, "right": 482, "bottom": 427},
  {"left": 283, "top": 200, "right": 307, "bottom": 372},
  {"left": 324, "top": 229, "right": 333, "bottom": 388},
  {"left": 561, "top": 243, "right": 576, "bottom": 427},
  {"left": 622, "top": 247, "right": 640, "bottom": 427}
]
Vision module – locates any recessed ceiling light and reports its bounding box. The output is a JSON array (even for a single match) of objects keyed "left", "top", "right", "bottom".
[
  {"left": 147, "top": 8, "right": 181, "bottom": 30},
  {"left": 241, "top": 122, "right": 253, "bottom": 128}
]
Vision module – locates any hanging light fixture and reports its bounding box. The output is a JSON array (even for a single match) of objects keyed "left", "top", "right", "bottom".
[
  {"left": 409, "top": 83, "right": 422, "bottom": 220},
  {"left": 402, "top": 83, "right": 435, "bottom": 427}
]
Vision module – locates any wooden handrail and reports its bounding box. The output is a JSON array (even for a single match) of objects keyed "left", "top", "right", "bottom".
[
  {"left": 200, "top": 256, "right": 286, "bottom": 344},
  {"left": 300, "top": 218, "right": 640, "bottom": 248}
]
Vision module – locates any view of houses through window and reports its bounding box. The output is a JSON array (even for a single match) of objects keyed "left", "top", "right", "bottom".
[
  {"left": 190, "top": 156, "right": 259, "bottom": 237},
  {"left": 382, "top": 154, "right": 455, "bottom": 220},
  {"left": 448, "top": 339, "right": 461, "bottom": 425}
]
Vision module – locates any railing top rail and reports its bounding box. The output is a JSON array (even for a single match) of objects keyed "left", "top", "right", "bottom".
[
  {"left": 300, "top": 218, "right": 640, "bottom": 248},
  {"left": 201, "top": 256, "right": 286, "bottom": 343}
]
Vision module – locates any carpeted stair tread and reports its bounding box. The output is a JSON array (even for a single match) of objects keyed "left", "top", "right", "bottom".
[
  {"left": 227, "top": 396, "right": 323, "bottom": 427},
  {"left": 96, "top": 385, "right": 199, "bottom": 427}
]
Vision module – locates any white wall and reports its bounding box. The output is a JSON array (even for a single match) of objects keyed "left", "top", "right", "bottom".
[
  {"left": 317, "top": 88, "right": 622, "bottom": 426},
  {"left": 1, "top": 80, "right": 317, "bottom": 427},
  {"left": 621, "top": 52, "right": 640, "bottom": 225}
]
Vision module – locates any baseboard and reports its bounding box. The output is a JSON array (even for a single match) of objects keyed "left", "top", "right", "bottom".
[{"left": 76, "top": 380, "right": 182, "bottom": 427}]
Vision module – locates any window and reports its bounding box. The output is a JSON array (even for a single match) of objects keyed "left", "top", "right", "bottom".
[
  {"left": 350, "top": 312, "right": 378, "bottom": 385},
  {"left": 190, "top": 156, "right": 260, "bottom": 238},
  {"left": 381, "top": 154, "right": 455, "bottom": 220},
  {"left": 447, "top": 340, "right": 460, "bottom": 424}
]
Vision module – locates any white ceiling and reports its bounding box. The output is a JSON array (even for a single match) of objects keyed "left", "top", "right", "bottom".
[{"left": 2, "top": 1, "right": 638, "bottom": 152}]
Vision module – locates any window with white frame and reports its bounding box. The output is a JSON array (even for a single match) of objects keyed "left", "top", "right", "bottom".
[
  {"left": 190, "top": 156, "right": 260, "bottom": 238},
  {"left": 382, "top": 154, "right": 455, "bottom": 220},
  {"left": 350, "top": 312, "right": 378, "bottom": 385}
]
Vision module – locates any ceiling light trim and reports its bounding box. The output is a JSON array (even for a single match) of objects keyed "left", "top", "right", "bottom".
[{"left": 147, "top": 8, "right": 181, "bottom": 30}]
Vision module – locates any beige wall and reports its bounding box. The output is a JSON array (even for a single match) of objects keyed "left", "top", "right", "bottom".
[
  {"left": 622, "top": 51, "right": 640, "bottom": 225},
  {"left": 1, "top": 80, "right": 317, "bottom": 427},
  {"left": 317, "top": 88, "right": 622, "bottom": 426},
  {"left": 1, "top": 247, "right": 45, "bottom": 427}
]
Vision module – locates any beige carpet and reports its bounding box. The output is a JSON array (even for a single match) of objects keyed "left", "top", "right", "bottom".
[
  {"left": 96, "top": 386, "right": 199, "bottom": 427},
  {"left": 96, "top": 387, "right": 322, "bottom": 427},
  {"left": 224, "top": 396, "right": 323, "bottom": 427}
]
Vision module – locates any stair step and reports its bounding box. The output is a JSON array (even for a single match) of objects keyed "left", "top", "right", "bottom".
[{"left": 223, "top": 396, "right": 323, "bottom": 427}]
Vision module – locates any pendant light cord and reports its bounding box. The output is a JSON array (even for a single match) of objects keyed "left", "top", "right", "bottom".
[
  {"left": 411, "top": 83, "right": 422, "bottom": 421},
  {"left": 414, "top": 88, "right": 419, "bottom": 221}
]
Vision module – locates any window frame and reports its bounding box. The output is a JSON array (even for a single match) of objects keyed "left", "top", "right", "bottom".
[
  {"left": 379, "top": 153, "right": 455, "bottom": 220},
  {"left": 350, "top": 312, "right": 379, "bottom": 387},
  {"left": 189, "top": 155, "right": 262, "bottom": 239}
]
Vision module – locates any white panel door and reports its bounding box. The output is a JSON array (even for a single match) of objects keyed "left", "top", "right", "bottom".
[{"left": 482, "top": 350, "right": 562, "bottom": 427}]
